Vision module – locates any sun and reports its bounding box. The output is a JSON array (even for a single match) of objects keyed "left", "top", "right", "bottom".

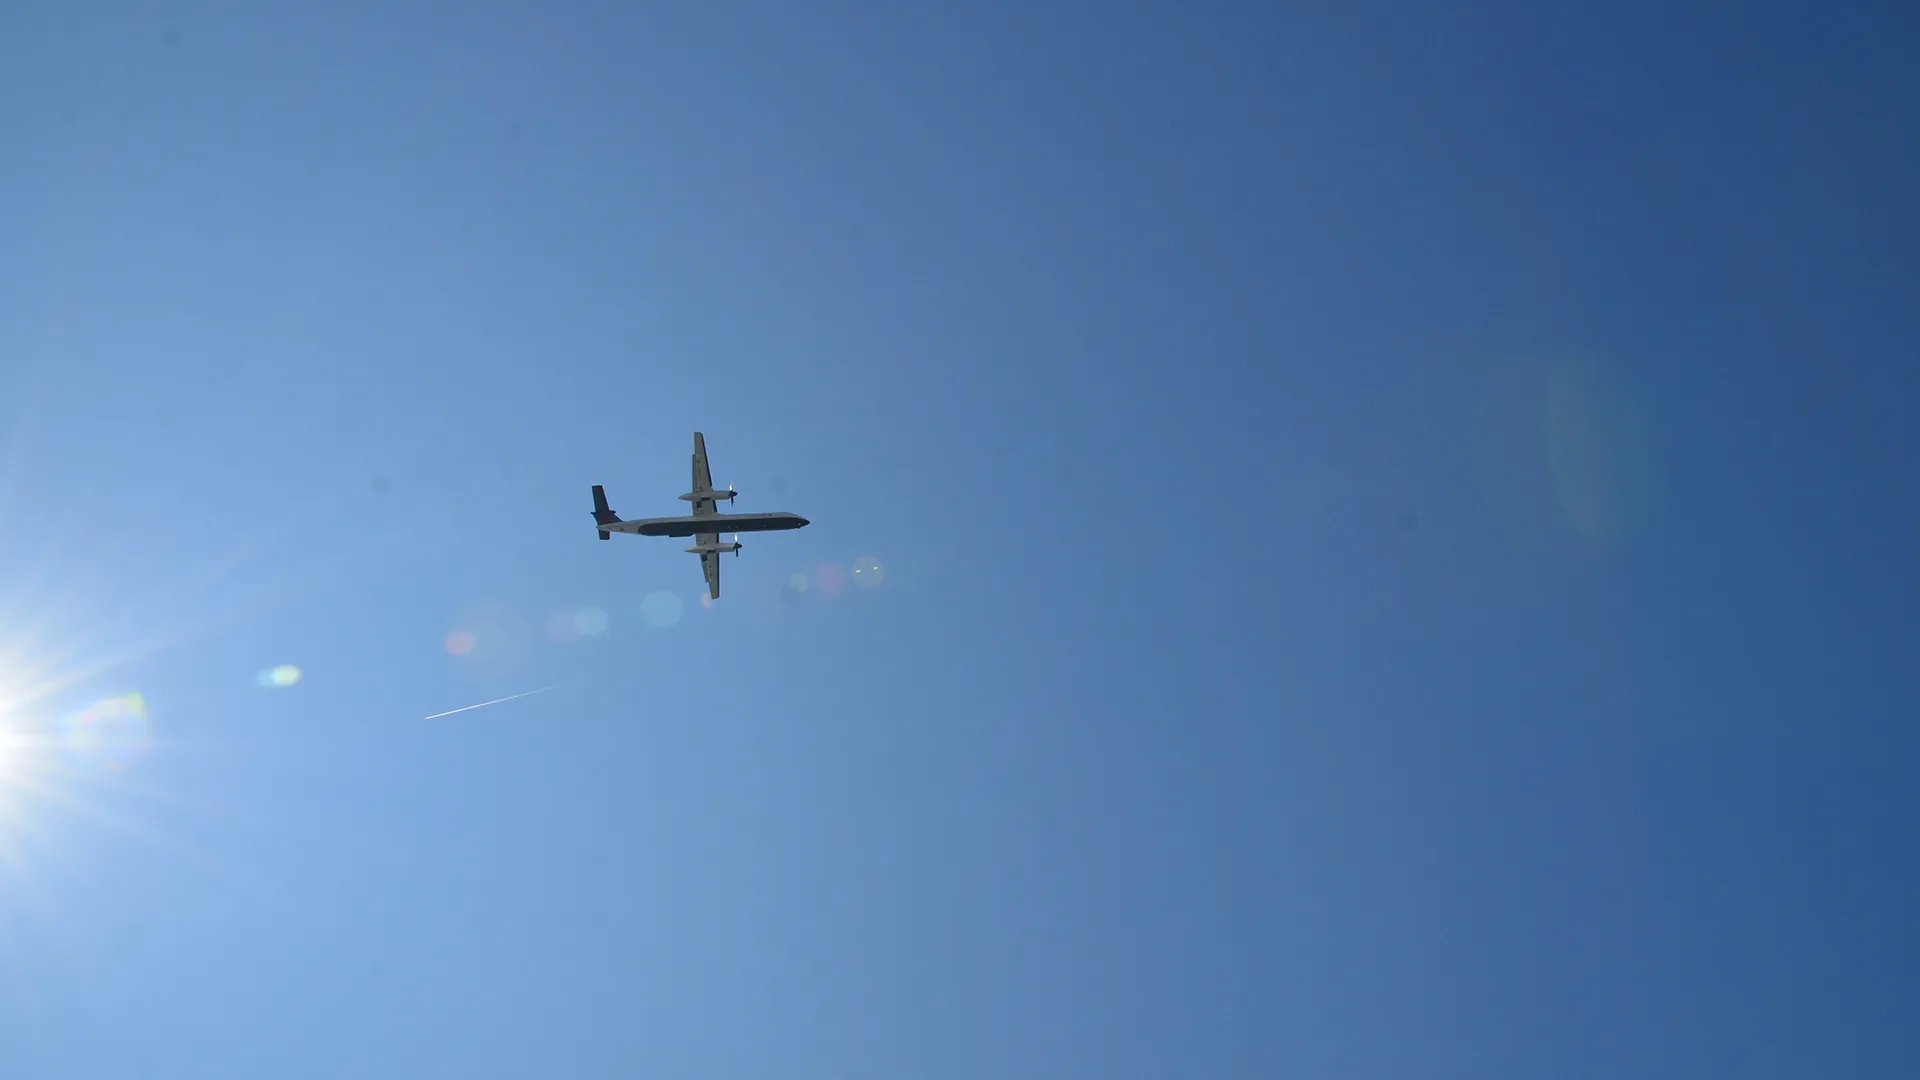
[
  {"left": 0, "top": 716, "right": 27, "bottom": 777},
  {"left": 0, "top": 673, "right": 59, "bottom": 824},
  {"left": 0, "top": 687, "right": 22, "bottom": 780},
  {"left": 0, "top": 711, "right": 35, "bottom": 806},
  {"left": 0, "top": 720, "right": 27, "bottom": 838}
]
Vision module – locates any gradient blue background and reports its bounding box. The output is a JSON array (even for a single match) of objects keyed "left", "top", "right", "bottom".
[{"left": 3, "top": 3, "right": 1916, "bottom": 1077}]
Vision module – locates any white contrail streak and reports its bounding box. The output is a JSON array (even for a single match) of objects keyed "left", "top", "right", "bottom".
[{"left": 421, "top": 684, "right": 563, "bottom": 720}]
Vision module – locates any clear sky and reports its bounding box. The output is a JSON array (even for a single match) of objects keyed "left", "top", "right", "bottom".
[{"left": 2, "top": 3, "right": 1916, "bottom": 1077}]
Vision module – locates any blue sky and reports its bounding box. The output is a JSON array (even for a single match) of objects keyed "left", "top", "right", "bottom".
[{"left": 2, "top": 3, "right": 1916, "bottom": 1077}]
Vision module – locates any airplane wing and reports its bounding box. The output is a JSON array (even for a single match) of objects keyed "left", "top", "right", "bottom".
[
  {"left": 691, "top": 431, "right": 716, "bottom": 517},
  {"left": 698, "top": 530, "right": 722, "bottom": 599}
]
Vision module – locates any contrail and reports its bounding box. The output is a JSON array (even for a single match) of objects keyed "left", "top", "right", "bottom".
[{"left": 421, "top": 683, "right": 563, "bottom": 721}]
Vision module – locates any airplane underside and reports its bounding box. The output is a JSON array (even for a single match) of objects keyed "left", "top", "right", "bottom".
[{"left": 589, "top": 433, "right": 811, "bottom": 599}]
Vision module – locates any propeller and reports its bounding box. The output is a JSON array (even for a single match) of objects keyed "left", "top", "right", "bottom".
[{"left": 733, "top": 534, "right": 742, "bottom": 558}]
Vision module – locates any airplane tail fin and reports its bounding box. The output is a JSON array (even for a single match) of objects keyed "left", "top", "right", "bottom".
[{"left": 591, "top": 485, "right": 620, "bottom": 539}]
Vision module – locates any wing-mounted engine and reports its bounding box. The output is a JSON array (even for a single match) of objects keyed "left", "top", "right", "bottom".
[
  {"left": 684, "top": 537, "right": 744, "bottom": 558},
  {"left": 679, "top": 485, "right": 736, "bottom": 504}
]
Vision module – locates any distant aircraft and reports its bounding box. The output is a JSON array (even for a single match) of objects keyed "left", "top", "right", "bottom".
[{"left": 591, "top": 432, "right": 810, "bottom": 600}]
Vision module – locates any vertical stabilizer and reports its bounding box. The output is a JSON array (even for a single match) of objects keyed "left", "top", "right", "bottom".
[{"left": 591, "top": 485, "right": 619, "bottom": 539}]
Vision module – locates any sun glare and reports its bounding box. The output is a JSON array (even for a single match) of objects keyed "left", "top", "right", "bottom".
[
  {"left": 0, "top": 722, "right": 20, "bottom": 783},
  {"left": 0, "top": 714, "right": 32, "bottom": 838},
  {"left": 0, "top": 675, "right": 24, "bottom": 787}
]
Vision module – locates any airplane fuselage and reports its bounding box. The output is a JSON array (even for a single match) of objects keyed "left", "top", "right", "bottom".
[
  {"left": 608, "top": 512, "right": 810, "bottom": 538},
  {"left": 591, "top": 432, "right": 809, "bottom": 599}
]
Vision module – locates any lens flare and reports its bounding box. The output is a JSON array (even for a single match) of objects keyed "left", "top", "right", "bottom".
[
  {"left": 256, "top": 664, "right": 302, "bottom": 688},
  {"left": 640, "top": 591, "right": 683, "bottom": 628},
  {"left": 59, "top": 693, "right": 153, "bottom": 772},
  {"left": 545, "top": 606, "right": 611, "bottom": 643},
  {"left": 852, "top": 556, "right": 884, "bottom": 589},
  {"left": 442, "top": 602, "right": 535, "bottom": 678},
  {"left": 816, "top": 564, "right": 847, "bottom": 597}
]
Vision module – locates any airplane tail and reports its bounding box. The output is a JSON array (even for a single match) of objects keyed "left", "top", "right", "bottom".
[{"left": 591, "top": 485, "right": 620, "bottom": 539}]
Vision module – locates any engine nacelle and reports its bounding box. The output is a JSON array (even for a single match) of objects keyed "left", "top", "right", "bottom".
[
  {"left": 678, "top": 489, "right": 737, "bottom": 503},
  {"left": 684, "top": 542, "right": 743, "bottom": 555}
]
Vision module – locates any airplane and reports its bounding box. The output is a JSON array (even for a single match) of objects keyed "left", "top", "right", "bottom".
[{"left": 591, "top": 432, "right": 810, "bottom": 600}]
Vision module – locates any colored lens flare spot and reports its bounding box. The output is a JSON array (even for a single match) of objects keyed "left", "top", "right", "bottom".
[
  {"left": 442, "top": 602, "right": 536, "bottom": 677},
  {"left": 256, "top": 664, "right": 302, "bottom": 688},
  {"left": 544, "top": 609, "right": 579, "bottom": 642},
  {"left": 573, "top": 607, "right": 609, "bottom": 636},
  {"left": 59, "top": 693, "right": 153, "bottom": 772},
  {"left": 816, "top": 564, "right": 847, "bottom": 597},
  {"left": 852, "top": 556, "right": 884, "bottom": 589},
  {"left": 787, "top": 573, "right": 810, "bottom": 593},
  {"left": 640, "top": 590, "right": 684, "bottom": 628}
]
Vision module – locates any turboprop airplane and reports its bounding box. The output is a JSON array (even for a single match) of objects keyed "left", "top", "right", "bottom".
[{"left": 591, "top": 432, "right": 810, "bottom": 600}]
